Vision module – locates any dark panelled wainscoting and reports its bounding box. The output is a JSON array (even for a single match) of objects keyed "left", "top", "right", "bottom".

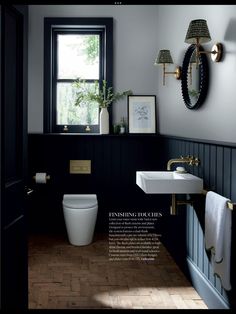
[
  {"left": 28, "top": 133, "right": 236, "bottom": 309},
  {"left": 162, "top": 135, "right": 236, "bottom": 309},
  {"left": 27, "top": 134, "right": 169, "bottom": 234}
]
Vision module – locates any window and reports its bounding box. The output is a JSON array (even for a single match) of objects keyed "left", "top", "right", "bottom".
[{"left": 44, "top": 18, "right": 113, "bottom": 133}]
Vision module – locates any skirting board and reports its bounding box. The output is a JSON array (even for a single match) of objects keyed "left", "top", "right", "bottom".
[{"left": 187, "top": 257, "right": 229, "bottom": 309}]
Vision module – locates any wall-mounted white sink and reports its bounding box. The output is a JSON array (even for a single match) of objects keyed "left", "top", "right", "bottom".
[{"left": 136, "top": 171, "right": 203, "bottom": 194}]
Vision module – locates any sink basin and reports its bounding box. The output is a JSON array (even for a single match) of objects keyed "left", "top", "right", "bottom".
[{"left": 136, "top": 171, "right": 203, "bottom": 194}]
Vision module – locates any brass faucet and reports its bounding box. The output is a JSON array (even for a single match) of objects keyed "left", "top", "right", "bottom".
[{"left": 167, "top": 155, "right": 200, "bottom": 171}]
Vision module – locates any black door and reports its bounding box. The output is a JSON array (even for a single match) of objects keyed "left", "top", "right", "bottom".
[{"left": 0, "top": 5, "right": 28, "bottom": 310}]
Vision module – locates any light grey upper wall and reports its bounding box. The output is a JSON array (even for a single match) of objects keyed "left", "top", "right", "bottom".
[
  {"left": 28, "top": 5, "right": 159, "bottom": 133},
  {"left": 156, "top": 5, "right": 236, "bottom": 143},
  {"left": 28, "top": 5, "right": 236, "bottom": 143}
]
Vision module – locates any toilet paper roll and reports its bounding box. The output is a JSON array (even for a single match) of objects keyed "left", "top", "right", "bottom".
[{"left": 35, "top": 172, "right": 47, "bottom": 184}]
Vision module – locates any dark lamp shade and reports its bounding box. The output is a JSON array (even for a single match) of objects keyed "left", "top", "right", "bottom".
[
  {"left": 154, "top": 49, "right": 173, "bottom": 65},
  {"left": 185, "top": 19, "right": 211, "bottom": 44}
]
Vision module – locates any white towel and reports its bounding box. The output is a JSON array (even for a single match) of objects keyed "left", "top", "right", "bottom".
[{"left": 205, "top": 191, "right": 232, "bottom": 291}]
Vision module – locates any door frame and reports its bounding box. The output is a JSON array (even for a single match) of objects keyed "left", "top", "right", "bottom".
[{"left": 0, "top": 4, "right": 28, "bottom": 310}]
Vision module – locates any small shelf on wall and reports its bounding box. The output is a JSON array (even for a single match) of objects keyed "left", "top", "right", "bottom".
[{"left": 28, "top": 133, "right": 161, "bottom": 138}]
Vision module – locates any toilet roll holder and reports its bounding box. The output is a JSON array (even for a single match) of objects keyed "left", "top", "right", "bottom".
[{"left": 33, "top": 174, "right": 51, "bottom": 182}]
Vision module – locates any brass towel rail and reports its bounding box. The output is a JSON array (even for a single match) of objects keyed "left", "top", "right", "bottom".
[{"left": 202, "top": 189, "right": 236, "bottom": 211}]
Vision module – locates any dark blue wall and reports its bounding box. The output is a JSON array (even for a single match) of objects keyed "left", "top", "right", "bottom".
[
  {"left": 28, "top": 133, "right": 236, "bottom": 309},
  {"left": 162, "top": 135, "right": 236, "bottom": 309},
  {"left": 27, "top": 134, "right": 167, "bottom": 234}
]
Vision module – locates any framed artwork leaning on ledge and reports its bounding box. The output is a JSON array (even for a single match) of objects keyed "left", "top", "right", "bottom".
[{"left": 128, "top": 95, "right": 156, "bottom": 134}]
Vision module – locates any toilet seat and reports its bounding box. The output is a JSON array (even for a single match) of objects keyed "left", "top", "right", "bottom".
[
  {"left": 63, "top": 194, "right": 97, "bottom": 209},
  {"left": 63, "top": 205, "right": 97, "bottom": 213}
]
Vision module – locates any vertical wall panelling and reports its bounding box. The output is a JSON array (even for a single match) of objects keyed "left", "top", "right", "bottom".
[
  {"left": 204, "top": 145, "right": 210, "bottom": 190},
  {"left": 215, "top": 146, "right": 224, "bottom": 292},
  {"left": 223, "top": 148, "right": 231, "bottom": 199},
  {"left": 197, "top": 221, "right": 204, "bottom": 274},
  {"left": 216, "top": 147, "right": 223, "bottom": 196},
  {"left": 162, "top": 135, "right": 236, "bottom": 309},
  {"left": 198, "top": 144, "right": 204, "bottom": 185},
  {"left": 193, "top": 143, "right": 199, "bottom": 177},
  {"left": 27, "top": 134, "right": 163, "bottom": 233},
  {"left": 210, "top": 146, "right": 217, "bottom": 192},
  {"left": 189, "top": 206, "right": 194, "bottom": 261},
  {"left": 208, "top": 145, "right": 218, "bottom": 291},
  {"left": 193, "top": 208, "right": 198, "bottom": 266},
  {"left": 28, "top": 133, "right": 236, "bottom": 308}
]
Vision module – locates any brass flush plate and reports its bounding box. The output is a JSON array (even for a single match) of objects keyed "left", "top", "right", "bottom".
[{"left": 70, "top": 160, "right": 91, "bottom": 174}]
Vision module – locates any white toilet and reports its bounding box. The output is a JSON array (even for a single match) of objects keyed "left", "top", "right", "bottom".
[{"left": 62, "top": 194, "right": 98, "bottom": 246}]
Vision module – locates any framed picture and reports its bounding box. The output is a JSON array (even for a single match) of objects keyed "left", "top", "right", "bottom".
[{"left": 128, "top": 95, "right": 156, "bottom": 134}]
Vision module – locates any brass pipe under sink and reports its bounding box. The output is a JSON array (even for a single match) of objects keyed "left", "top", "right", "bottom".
[
  {"left": 170, "top": 194, "right": 194, "bottom": 215},
  {"left": 168, "top": 155, "right": 200, "bottom": 215},
  {"left": 170, "top": 194, "right": 176, "bottom": 215}
]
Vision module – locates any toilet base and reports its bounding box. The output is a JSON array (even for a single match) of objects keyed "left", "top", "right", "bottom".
[{"left": 63, "top": 205, "right": 98, "bottom": 246}]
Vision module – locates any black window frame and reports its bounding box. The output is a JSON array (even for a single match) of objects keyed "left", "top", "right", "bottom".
[{"left": 44, "top": 17, "right": 113, "bottom": 133}]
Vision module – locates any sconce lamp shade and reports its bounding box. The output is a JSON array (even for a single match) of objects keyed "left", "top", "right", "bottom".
[
  {"left": 154, "top": 49, "right": 181, "bottom": 85},
  {"left": 185, "top": 19, "right": 211, "bottom": 44},
  {"left": 154, "top": 49, "right": 173, "bottom": 65}
]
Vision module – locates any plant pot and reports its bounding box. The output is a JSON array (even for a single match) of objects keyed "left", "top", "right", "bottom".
[
  {"left": 119, "top": 126, "right": 125, "bottom": 134},
  {"left": 100, "top": 107, "right": 109, "bottom": 134}
]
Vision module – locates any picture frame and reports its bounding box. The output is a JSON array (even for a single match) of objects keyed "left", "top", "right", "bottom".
[{"left": 128, "top": 95, "right": 156, "bottom": 134}]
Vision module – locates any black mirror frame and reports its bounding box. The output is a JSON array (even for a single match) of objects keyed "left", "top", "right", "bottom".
[{"left": 181, "top": 44, "right": 209, "bottom": 110}]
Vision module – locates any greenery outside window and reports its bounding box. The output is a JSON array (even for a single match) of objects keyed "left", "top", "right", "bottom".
[{"left": 44, "top": 17, "right": 113, "bottom": 133}]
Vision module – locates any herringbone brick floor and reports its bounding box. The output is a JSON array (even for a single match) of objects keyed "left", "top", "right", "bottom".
[{"left": 28, "top": 233, "right": 208, "bottom": 309}]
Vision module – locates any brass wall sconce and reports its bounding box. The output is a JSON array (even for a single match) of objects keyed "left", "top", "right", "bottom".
[
  {"left": 185, "top": 19, "right": 223, "bottom": 67},
  {"left": 154, "top": 49, "right": 181, "bottom": 86}
]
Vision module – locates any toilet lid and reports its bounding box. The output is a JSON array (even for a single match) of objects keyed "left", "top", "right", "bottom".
[{"left": 63, "top": 194, "right": 97, "bottom": 209}]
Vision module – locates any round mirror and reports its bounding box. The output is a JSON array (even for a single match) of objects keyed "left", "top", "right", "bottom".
[{"left": 181, "top": 44, "right": 209, "bottom": 109}]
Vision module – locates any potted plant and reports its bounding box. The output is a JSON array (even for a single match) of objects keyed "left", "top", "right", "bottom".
[{"left": 73, "top": 79, "right": 132, "bottom": 134}]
